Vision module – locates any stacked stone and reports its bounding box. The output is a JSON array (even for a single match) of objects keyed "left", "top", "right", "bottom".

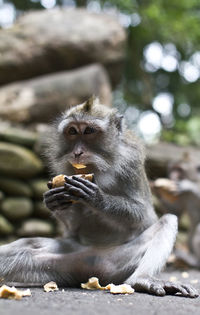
[{"left": 0, "top": 125, "right": 57, "bottom": 243}]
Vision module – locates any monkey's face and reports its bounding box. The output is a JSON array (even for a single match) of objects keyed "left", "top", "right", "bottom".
[
  {"left": 48, "top": 99, "right": 124, "bottom": 174},
  {"left": 57, "top": 117, "right": 118, "bottom": 172}
]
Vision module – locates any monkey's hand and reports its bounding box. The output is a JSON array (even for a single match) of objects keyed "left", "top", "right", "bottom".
[
  {"left": 64, "top": 176, "right": 103, "bottom": 208},
  {"left": 130, "top": 277, "right": 198, "bottom": 298},
  {"left": 43, "top": 187, "right": 78, "bottom": 211}
]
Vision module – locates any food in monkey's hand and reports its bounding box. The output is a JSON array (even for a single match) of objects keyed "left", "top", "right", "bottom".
[
  {"left": 44, "top": 281, "right": 59, "bottom": 292},
  {"left": 0, "top": 285, "right": 31, "bottom": 300},
  {"left": 151, "top": 178, "right": 179, "bottom": 202},
  {"left": 81, "top": 277, "right": 134, "bottom": 294},
  {"left": 50, "top": 173, "right": 94, "bottom": 189}
]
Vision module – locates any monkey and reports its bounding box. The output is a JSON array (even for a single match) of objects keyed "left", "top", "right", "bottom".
[
  {"left": 152, "top": 153, "right": 200, "bottom": 268},
  {"left": 0, "top": 98, "right": 198, "bottom": 298}
]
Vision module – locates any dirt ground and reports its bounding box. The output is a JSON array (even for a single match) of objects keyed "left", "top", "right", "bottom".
[{"left": 0, "top": 270, "right": 200, "bottom": 315}]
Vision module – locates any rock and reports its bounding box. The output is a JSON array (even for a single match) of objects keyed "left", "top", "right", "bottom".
[
  {"left": 0, "top": 8, "right": 126, "bottom": 86},
  {"left": 30, "top": 179, "right": 50, "bottom": 199},
  {"left": 0, "top": 64, "right": 112, "bottom": 123},
  {"left": 17, "top": 219, "right": 54, "bottom": 237},
  {"left": 0, "top": 177, "right": 32, "bottom": 197},
  {"left": 34, "top": 201, "right": 51, "bottom": 218},
  {"left": 0, "top": 125, "right": 38, "bottom": 147},
  {"left": 0, "top": 190, "right": 4, "bottom": 202},
  {"left": 0, "top": 142, "right": 43, "bottom": 178},
  {"left": 0, "top": 236, "right": 16, "bottom": 245},
  {"left": 0, "top": 215, "right": 14, "bottom": 235},
  {"left": 1, "top": 197, "right": 33, "bottom": 221}
]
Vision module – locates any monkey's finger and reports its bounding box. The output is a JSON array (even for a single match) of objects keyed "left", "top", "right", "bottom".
[
  {"left": 164, "top": 282, "right": 189, "bottom": 297},
  {"left": 63, "top": 193, "right": 79, "bottom": 202},
  {"left": 44, "top": 187, "right": 66, "bottom": 198},
  {"left": 149, "top": 283, "right": 166, "bottom": 296},
  {"left": 65, "top": 176, "right": 93, "bottom": 195},
  {"left": 64, "top": 184, "right": 89, "bottom": 199},
  {"left": 54, "top": 193, "right": 79, "bottom": 202},
  {"left": 71, "top": 176, "right": 98, "bottom": 190},
  {"left": 46, "top": 199, "right": 72, "bottom": 211},
  {"left": 181, "top": 284, "right": 199, "bottom": 298},
  {"left": 44, "top": 191, "right": 70, "bottom": 202}
]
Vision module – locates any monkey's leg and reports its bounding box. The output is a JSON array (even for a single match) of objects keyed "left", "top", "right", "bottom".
[
  {"left": 0, "top": 237, "right": 83, "bottom": 286},
  {"left": 125, "top": 214, "right": 198, "bottom": 298}
]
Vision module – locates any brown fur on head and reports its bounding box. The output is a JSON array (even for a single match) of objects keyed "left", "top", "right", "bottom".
[
  {"left": 64, "top": 96, "right": 117, "bottom": 121},
  {"left": 83, "top": 95, "right": 96, "bottom": 112}
]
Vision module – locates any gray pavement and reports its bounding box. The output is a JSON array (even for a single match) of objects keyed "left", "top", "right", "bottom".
[{"left": 0, "top": 270, "right": 200, "bottom": 315}]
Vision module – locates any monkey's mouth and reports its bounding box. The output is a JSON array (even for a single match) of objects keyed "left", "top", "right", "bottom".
[{"left": 68, "top": 159, "right": 88, "bottom": 168}]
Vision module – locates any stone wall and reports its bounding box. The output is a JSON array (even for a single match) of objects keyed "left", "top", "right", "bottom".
[{"left": 0, "top": 125, "right": 60, "bottom": 243}]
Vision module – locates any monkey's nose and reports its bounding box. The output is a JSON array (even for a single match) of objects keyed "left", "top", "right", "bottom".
[{"left": 74, "top": 151, "right": 83, "bottom": 158}]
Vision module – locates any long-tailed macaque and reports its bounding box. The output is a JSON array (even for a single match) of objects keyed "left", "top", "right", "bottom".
[
  {"left": 0, "top": 98, "right": 198, "bottom": 297},
  {"left": 154, "top": 153, "right": 200, "bottom": 268}
]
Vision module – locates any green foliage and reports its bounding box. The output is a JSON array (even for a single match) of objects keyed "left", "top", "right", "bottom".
[
  {"left": 8, "top": 0, "right": 43, "bottom": 10},
  {"left": 162, "top": 116, "right": 200, "bottom": 146}
]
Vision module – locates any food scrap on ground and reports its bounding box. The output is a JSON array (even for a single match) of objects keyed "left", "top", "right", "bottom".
[
  {"left": 81, "top": 277, "right": 134, "bottom": 294},
  {"left": 81, "top": 277, "right": 104, "bottom": 290},
  {"left": 181, "top": 272, "right": 189, "bottom": 279},
  {"left": 0, "top": 285, "right": 31, "bottom": 300},
  {"left": 105, "top": 283, "right": 134, "bottom": 294},
  {"left": 44, "top": 281, "right": 59, "bottom": 292}
]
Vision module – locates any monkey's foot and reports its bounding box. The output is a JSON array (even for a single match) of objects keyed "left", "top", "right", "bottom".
[{"left": 130, "top": 277, "right": 199, "bottom": 298}]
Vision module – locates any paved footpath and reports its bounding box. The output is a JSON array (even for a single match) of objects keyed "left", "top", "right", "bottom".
[{"left": 0, "top": 270, "right": 200, "bottom": 315}]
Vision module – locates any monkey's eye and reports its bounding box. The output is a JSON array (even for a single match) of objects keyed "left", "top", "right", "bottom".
[
  {"left": 84, "top": 126, "right": 96, "bottom": 134},
  {"left": 68, "top": 127, "right": 77, "bottom": 135}
]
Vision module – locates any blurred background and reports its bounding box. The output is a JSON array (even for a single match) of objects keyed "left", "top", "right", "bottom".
[
  {"left": 1, "top": 0, "right": 200, "bottom": 143},
  {"left": 0, "top": 0, "right": 200, "bottom": 258}
]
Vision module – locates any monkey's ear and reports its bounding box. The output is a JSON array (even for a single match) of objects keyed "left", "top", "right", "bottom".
[
  {"left": 113, "top": 114, "right": 124, "bottom": 132},
  {"left": 83, "top": 96, "right": 96, "bottom": 112}
]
